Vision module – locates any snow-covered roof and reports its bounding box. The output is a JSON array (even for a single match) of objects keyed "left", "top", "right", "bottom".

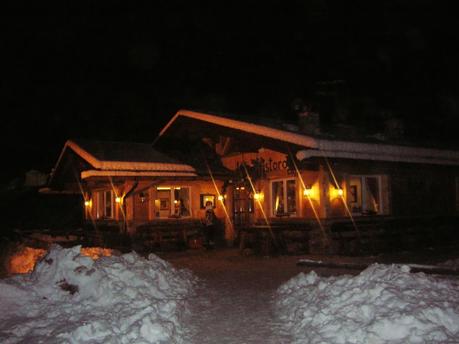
[
  {"left": 159, "top": 109, "right": 459, "bottom": 166},
  {"left": 80, "top": 170, "right": 197, "bottom": 179},
  {"left": 68, "top": 139, "right": 195, "bottom": 172},
  {"left": 50, "top": 139, "right": 197, "bottom": 182}
]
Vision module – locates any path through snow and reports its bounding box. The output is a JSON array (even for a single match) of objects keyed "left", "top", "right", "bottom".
[
  {"left": 186, "top": 265, "right": 290, "bottom": 343},
  {"left": 162, "top": 248, "right": 459, "bottom": 344},
  {"left": 163, "top": 249, "right": 344, "bottom": 344}
]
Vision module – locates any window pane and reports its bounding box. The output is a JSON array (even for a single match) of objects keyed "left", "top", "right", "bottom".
[
  {"left": 104, "top": 191, "right": 112, "bottom": 218},
  {"left": 363, "top": 177, "right": 380, "bottom": 214},
  {"left": 272, "top": 181, "right": 284, "bottom": 215},
  {"left": 97, "top": 192, "right": 104, "bottom": 219},
  {"left": 286, "top": 180, "right": 297, "bottom": 214},
  {"left": 177, "top": 188, "right": 190, "bottom": 216},
  {"left": 349, "top": 177, "right": 362, "bottom": 213},
  {"left": 156, "top": 189, "right": 171, "bottom": 218}
]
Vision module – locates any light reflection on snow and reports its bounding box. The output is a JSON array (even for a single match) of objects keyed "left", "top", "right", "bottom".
[{"left": 8, "top": 246, "right": 113, "bottom": 275}]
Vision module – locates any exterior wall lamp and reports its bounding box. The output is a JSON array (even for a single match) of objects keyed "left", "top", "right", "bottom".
[
  {"left": 330, "top": 186, "right": 344, "bottom": 199},
  {"left": 253, "top": 192, "right": 263, "bottom": 201},
  {"left": 303, "top": 185, "right": 312, "bottom": 197}
]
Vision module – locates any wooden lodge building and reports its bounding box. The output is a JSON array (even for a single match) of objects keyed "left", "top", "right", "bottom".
[{"left": 48, "top": 109, "right": 459, "bottom": 254}]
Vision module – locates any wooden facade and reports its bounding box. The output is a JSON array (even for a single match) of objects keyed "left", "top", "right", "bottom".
[
  {"left": 48, "top": 110, "right": 459, "bottom": 254},
  {"left": 83, "top": 178, "right": 228, "bottom": 235}
]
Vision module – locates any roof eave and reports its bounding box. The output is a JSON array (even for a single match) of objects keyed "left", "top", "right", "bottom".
[{"left": 158, "top": 109, "right": 459, "bottom": 166}]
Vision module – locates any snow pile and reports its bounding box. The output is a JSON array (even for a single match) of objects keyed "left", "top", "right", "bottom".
[
  {"left": 0, "top": 245, "right": 197, "bottom": 343},
  {"left": 439, "top": 258, "right": 459, "bottom": 270},
  {"left": 276, "top": 264, "right": 459, "bottom": 344}
]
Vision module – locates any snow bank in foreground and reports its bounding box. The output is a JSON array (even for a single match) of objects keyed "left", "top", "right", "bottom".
[
  {"left": 439, "top": 258, "right": 459, "bottom": 269},
  {"left": 276, "top": 264, "right": 459, "bottom": 344},
  {"left": 0, "top": 245, "right": 196, "bottom": 344}
]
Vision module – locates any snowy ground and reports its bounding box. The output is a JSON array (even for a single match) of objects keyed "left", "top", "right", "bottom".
[
  {"left": 165, "top": 250, "right": 308, "bottom": 343},
  {"left": 160, "top": 249, "right": 459, "bottom": 344},
  {"left": 1, "top": 245, "right": 459, "bottom": 343},
  {"left": 0, "top": 245, "right": 196, "bottom": 343},
  {"left": 277, "top": 264, "right": 459, "bottom": 343}
]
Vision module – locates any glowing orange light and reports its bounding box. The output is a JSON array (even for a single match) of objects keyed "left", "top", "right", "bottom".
[
  {"left": 7, "top": 247, "right": 113, "bottom": 275},
  {"left": 330, "top": 186, "right": 344, "bottom": 199},
  {"left": 80, "top": 247, "right": 113, "bottom": 260},
  {"left": 253, "top": 192, "right": 263, "bottom": 201},
  {"left": 8, "top": 247, "right": 46, "bottom": 274},
  {"left": 303, "top": 186, "right": 312, "bottom": 197},
  {"left": 84, "top": 200, "right": 91, "bottom": 207},
  {"left": 115, "top": 197, "right": 122, "bottom": 204},
  {"left": 218, "top": 194, "right": 224, "bottom": 201}
]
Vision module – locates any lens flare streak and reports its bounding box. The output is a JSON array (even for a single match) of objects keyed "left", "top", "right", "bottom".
[
  {"left": 288, "top": 148, "right": 329, "bottom": 245},
  {"left": 323, "top": 156, "right": 361, "bottom": 241},
  {"left": 205, "top": 161, "right": 233, "bottom": 230},
  {"left": 241, "top": 163, "right": 276, "bottom": 243}
]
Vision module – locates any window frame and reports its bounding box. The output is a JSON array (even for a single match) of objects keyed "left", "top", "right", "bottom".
[
  {"left": 348, "top": 175, "right": 383, "bottom": 216},
  {"left": 270, "top": 177, "right": 297, "bottom": 217},
  {"left": 200, "top": 194, "right": 216, "bottom": 209},
  {"left": 155, "top": 186, "right": 192, "bottom": 218},
  {"left": 96, "top": 190, "right": 115, "bottom": 219}
]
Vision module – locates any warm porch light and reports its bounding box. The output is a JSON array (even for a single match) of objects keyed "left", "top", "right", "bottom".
[
  {"left": 330, "top": 186, "right": 344, "bottom": 199},
  {"left": 115, "top": 196, "right": 122, "bottom": 204},
  {"left": 253, "top": 192, "right": 263, "bottom": 201},
  {"left": 303, "top": 185, "right": 312, "bottom": 197},
  {"left": 84, "top": 200, "right": 92, "bottom": 207},
  {"left": 218, "top": 194, "right": 225, "bottom": 201}
]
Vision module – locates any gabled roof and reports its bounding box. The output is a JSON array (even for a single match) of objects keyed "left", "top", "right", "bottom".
[
  {"left": 50, "top": 139, "right": 197, "bottom": 183},
  {"left": 158, "top": 109, "right": 459, "bottom": 166},
  {"left": 73, "top": 139, "right": 184, "bottom": 165},
  {"left": 158, "top": 109, "right": 315, "bottom": 148}
]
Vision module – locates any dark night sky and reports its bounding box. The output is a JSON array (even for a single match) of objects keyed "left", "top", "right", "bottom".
[{"left": 2, "top": 1, "right": 459, "bottom": 181}]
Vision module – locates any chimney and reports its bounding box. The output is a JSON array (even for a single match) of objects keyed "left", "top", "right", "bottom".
[
  {"left": 383, "top": 117, "right": 404, "bottom": 140},
  {"left": 298, "top": 109, "right": 320, "bottom": 135},
  {"left": 291, "top": 98, "right": 321, "bottom": 135}
]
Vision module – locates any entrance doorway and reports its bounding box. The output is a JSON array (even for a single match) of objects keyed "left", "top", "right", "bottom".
[
  {"left": 233, "top": 186, "right": 254, "bottom": 228},
  {"left": 133, "top": 192, "right": 149, "bottom": 223}
]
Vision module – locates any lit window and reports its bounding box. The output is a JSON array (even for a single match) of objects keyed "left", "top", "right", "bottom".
[
  {"left": 200, "top": 194, "right": 216, "bottom": 208},
  {"left": 349, "top": 176, "right": 382, "bottom": 215},
  {"left": 271, "top": 178, "right": 297, "bottom": 217},
  {"left": 155, "top": 187, "right": 191, "bottom": 218},
  {"left": 174, "top": 187, "right": 190, "bottom": 216},
  {"left": 96, "top": 190, "right": 114, "bottom": 219}
]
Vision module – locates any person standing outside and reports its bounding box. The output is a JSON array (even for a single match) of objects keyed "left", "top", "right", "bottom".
[{"left": 203, "top": 200, "right": 216, "bottom": 249}]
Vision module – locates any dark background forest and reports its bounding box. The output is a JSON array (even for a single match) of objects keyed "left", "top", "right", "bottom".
[{"left": 2, "top": 0, "right": 458, "bottom": 183}]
